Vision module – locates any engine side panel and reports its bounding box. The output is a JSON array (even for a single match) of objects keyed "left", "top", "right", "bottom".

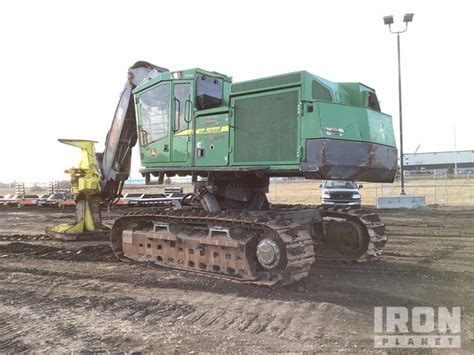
[{"left": 231, "top": 89, "right": 299, "bottom": 165}]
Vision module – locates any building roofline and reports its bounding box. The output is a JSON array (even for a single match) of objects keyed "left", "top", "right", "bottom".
[{"left": 405, "top": 150, "right": 474, "bottom": 155}]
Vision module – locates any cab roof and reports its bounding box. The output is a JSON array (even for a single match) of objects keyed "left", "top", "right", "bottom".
[{"left": 134, "top": 68, "right": 232, "bottom": 94}]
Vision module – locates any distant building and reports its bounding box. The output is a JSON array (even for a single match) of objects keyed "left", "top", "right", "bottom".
[{"left": 403, "top": 150, "right": 474, "bottom": 173}]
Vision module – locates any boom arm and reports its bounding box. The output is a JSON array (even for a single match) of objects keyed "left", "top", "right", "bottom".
[{"left": 97, "top": 61, "right": 168, "bottom": 202}]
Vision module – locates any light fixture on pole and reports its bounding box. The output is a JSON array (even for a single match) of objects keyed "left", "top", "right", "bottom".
[{"left": 383, "top": 13, "right": 414, "bottom": 195}]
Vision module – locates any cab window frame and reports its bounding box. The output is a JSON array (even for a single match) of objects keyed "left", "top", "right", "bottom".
[
  {"left": 195, "top": 74, "right": 223, "bottom": 110},
  {"left": 138, "top": 82, "right": 171, "bottom": 146}
]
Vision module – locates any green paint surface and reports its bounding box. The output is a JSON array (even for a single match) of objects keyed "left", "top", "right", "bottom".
[{"left": 134, "top": 69, "right": 396, "bottom": 172}]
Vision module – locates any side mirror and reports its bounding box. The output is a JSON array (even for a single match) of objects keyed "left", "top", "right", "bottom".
[
  {"left": 358, "top": 184, "right": 363, "bottom": 189},
  {"left": 319, "top": 184, "right": 323, "bottom": 188}
]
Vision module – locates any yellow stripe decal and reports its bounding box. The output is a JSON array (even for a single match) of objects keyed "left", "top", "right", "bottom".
[
  {"left": 174, "top": 125, "right": 229, "bottom": 136},
  {"left": 174, "top": 129, "right": 193, "bottom": 136}
]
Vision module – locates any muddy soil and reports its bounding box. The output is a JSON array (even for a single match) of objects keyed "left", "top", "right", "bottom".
[{"left": 0, "top": 206, "right": 473, "bottom": 353}]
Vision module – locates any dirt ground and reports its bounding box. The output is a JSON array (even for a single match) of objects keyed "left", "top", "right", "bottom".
[{"left": 0, "top": 206, "right": 473, "bottom": 353}]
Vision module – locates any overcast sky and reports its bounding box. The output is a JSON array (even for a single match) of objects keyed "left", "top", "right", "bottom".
[{"left": 0, "top": 0, "right": 472, "bottom": 182}]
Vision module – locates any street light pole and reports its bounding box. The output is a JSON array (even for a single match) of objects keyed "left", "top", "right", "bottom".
[
  {"left": 383, "top": 13, "right": 414, "bottom": 196},
  {"left": 453, "top": 124, "right": 458, "bottom": 175},
  {"left": 397, "top": 32, "right": 405, "bottom": 194}
]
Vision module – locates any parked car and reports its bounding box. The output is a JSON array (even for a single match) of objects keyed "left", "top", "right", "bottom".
[
  {"left": 58, "top": 196, "right": 75, "bottom": 208},
  {"left": 5, "top": 194, "right": 40, "bottom": 207},
  {"left": 39, "top": 192, "right": 75, "bottom": 207},
  {"left": 320, "top": 180, "right": 362, "bottom": 207},
  {"left": 38, "top": 194, "right": 52, "bottom": 204},
  {"left": 0, "top": 194, "right": 16, "bottom": 205}
]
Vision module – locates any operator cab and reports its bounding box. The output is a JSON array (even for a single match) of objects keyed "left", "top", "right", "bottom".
[{"left": 133, "top": 68, "right": 231, "bottom": 165}]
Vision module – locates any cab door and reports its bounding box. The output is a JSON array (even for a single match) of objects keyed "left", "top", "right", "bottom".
[
  {"left": 171, "top": 82, "right": 192, "bottom": 164},
  {"left": 137, "top": 82, "right": 171, "bottom": 163}
]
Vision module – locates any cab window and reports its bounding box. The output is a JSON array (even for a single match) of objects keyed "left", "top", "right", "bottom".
[
  {"left": 368, "top": 92, "right": 381, "bottom": 112},
  {"left": 173, "top": 83, "right": 191, "bottom": 132},
  {"left": 139, "top": 83, "right": 170, "bottom": 144},
  {"left": 196, "top": 74, "right": 222, "bottom": 110},
  {"left": 312, "top": 81, "right": 332, "bottom": 102}
]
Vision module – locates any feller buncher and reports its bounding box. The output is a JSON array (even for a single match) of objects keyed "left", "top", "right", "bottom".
[{"left": 47, "top": 61, "right": 397, "bottom": 286}]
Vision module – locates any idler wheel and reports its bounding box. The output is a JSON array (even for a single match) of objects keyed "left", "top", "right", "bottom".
[
  {"left": 324, "top": 219, "right": 369, "bottom": 259},
  {"left": 256, "top": 238, "right": 281, "bottom": 269}
]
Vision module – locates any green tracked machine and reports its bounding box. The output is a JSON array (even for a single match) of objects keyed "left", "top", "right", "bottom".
[{"left": 49, "top": 61, "right": 397, "bottom": 286}]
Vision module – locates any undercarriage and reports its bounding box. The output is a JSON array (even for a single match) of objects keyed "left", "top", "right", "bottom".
[{"left": 110, "top": 176, "right": 387, "bottom": 287}]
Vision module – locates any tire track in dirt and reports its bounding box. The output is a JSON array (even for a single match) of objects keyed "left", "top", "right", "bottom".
[
  {"left": 0, "top": 268, "right": 368, "bottom": 352},
  {"left": 0, "top": 317, "right": 30, "bottom": 352}
]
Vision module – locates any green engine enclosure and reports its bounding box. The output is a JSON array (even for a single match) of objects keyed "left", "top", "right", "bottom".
[{"left": 134, "top": 69, "right": 397, "bottom": 182}]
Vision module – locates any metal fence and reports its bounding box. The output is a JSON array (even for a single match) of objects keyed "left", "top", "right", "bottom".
[
  {"left": 361, "top": 173, "right": 474, "bottom": 206},
  {"left": 267, "top": 173, "right": 474, "bottom": 207}
]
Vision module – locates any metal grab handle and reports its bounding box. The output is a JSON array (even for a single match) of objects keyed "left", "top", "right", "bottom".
[
  {"left": 184, "top": 99, "right": 192, "bottom": 124},
  {"left": 140, "top": 128, "right": 149, "bottom": 146},
  {"left": 172, "top": 97, "right": 181, "bottom": 133}
]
